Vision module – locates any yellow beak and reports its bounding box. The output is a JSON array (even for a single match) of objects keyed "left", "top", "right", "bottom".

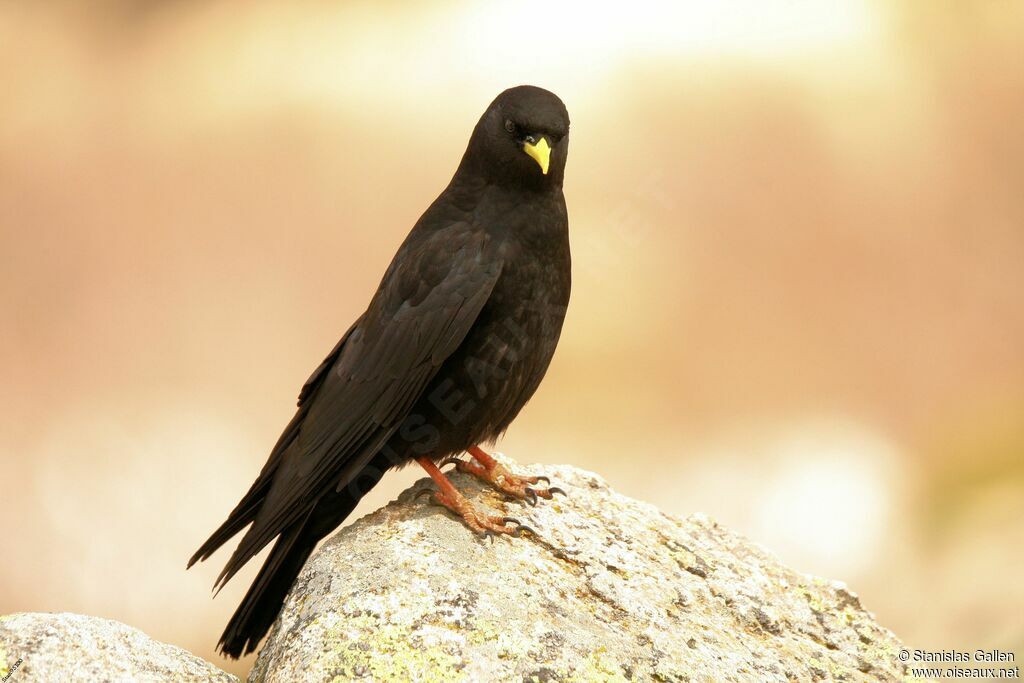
[{"left": 523, "top": 137, "right": 551, "bottom": 175}]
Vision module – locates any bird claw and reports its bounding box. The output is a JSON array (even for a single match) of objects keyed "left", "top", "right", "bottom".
[
  {"left": 416, "top": 481, "right": 535, "bottom": 539},
  {"left": 437, "top": 455, "right": 462, "bottom": 471},
  {"left": 459, "top": 457, "right": 563, "bottom": 507},
  {"left": 477, "top": 516, "right": 533, "bottom": 541},
  {"left": 548, "top": 487, "right": 567, "bottom": 498},
  {"left": 524, "top": 488, "right": 538, "bottom": 506},
  {"left": 501, "top": 517, "right": 536, "bottom": 536}
]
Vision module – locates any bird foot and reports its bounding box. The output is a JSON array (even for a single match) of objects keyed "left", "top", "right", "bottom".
[
  {"left": 426, "top": 488, "right": 534, "bottom": 538},
  {"left": 457, "top": 453, "right": 565, "bottom": 506},
  {"left": 415, "top": 456, "right": 533, "bottom": 538}
]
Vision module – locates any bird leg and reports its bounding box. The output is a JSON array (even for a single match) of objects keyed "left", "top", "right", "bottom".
[
  {"left": 415, "top": 457, "right": 531, "bottom": 537},
  {"left": 456, "top": 446, "right": 565, "bottom": 506}
]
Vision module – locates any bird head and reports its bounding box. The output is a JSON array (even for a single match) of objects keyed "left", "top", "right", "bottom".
[{"left": 462, "top": 85, "right": 570, "bottom": 190}]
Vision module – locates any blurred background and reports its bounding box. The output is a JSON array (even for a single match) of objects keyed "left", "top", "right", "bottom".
[{"left": 2, "top": 0, "right": 1022, "bottom": 677}]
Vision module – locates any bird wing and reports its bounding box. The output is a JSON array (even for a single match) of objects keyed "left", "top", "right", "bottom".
[
  {"left": 214, "top": 223, "right": 501, "bottom": 587},
  {"left": 187, "top": 317, "right": 365, "bottom": 570}
]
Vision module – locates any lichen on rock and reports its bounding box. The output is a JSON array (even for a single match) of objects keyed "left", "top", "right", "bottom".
[
  {"left": 0, "top": 612, "right": 237, "bottom": 683},
  {"left": 250, "top": 457, "right": 908, "bottom": 682}
]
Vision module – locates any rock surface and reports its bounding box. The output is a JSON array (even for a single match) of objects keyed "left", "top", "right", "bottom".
[
  {"left": 0, "top": 612, "right": 237, "bottom": 683},
  {"left": 250, "top": 457, "right": 908, "bottom": 682}
]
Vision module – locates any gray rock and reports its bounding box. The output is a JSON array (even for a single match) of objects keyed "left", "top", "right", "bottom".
[
  {"left": 250, "top": 458, "right": 908, "bottom": 682},
  {"left": 0, "top": 612, "right": 236, "bottom": 683}
]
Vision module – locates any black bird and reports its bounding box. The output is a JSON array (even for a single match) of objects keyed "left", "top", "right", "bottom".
[{"left": 189, "top": 85, "right": 572, "bottom": 658}]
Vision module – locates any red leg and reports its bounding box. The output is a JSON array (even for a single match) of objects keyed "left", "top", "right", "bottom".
[
  {"left": 458, "top": 446, "right": 564, "bottom": 505},
  {"left": 468, "top": 445, "right": 499, "bottom": 469},
  {"left": 418, "top": 457, "right": 466, "bottom": 501},
  {"left": 415, "top": 458, "right": 531, "bottom": 537}
]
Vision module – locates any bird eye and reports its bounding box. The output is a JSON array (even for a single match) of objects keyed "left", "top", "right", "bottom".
[{"left": 504, "top": 119, "right": 516, "bottom": 134}]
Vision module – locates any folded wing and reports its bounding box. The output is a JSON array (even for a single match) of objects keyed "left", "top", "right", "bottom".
[{"left": 208, "top": 223, "right": 502, "bottom": 589}]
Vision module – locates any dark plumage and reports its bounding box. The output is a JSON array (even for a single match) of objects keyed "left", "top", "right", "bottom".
[{"left": 188, "top": 85, "right": 572, "bottom": 658}]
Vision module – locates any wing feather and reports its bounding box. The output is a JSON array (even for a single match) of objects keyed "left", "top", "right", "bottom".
[{"left": 213, "top": 224, "right": 501, "bottom": 588}]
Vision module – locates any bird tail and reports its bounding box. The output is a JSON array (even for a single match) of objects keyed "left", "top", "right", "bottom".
[
  {"left": 214, "top": 455, "right": 391, "bottom": 658},
  {"left": 217, "top": 514, "right": 316, "bottom": 658},
  {"left": 187, "top": 413, "right": 307, "bottom": 570}
]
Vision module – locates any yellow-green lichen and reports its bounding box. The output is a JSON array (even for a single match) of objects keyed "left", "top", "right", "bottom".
[
  {"left": 565, "top": 646, "right": 630, "bottom": 683},
  {"left": 319, "top": 614, "right": 466, "bottom": 683},
  {"left": 860, "top": 632, "right": 901, "bottom": 667},
  {"left": 826, "top": 655, "right": 853, "bottom": 679},
  {"left": 493, "top": 629, "right": 534, "bottom": 661},
  {"left": 799, "top": 585, "right": 826, "bottom": 613},
  {"left": 464, "top": 619, "right": 531, "bottom": 661},
  {"left": 1, "top": 644, "right": 8, "bottom": 678},
  {"left": 464, "top": 619, "right": 499, "bottom": 647}
]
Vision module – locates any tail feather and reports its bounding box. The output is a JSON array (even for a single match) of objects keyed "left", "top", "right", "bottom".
[
  {"left": 188, "top": 493, "right": 264, "bottom": 570},
  {"left": 217, "top": 512, "right": 316, "bottom": 658},
  {"left": 187, "top": 412, "right": 306, "bottom": 569},
  {"left": 211, "top": 457, "right": 391, "bottom": 658}
]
